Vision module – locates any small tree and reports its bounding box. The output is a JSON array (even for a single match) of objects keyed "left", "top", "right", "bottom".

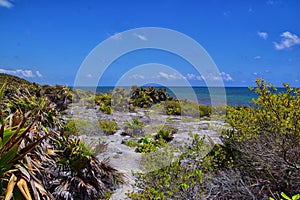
[{"left": 224, "top": 78, "right": 300, "bottom": 197}]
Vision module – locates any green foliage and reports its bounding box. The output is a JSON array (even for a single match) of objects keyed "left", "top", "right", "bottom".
[
  {"left": 51, "top": 136, "right": 124, "bottom": 199},
  {"left": 134, "top": 137, "right": 165, "bottom": 153},
  {"left": 0, "top": 80, "right": 124, "bottom": 199},
  {"left": 133, "top": 126, "right": 178, "bottom": 153},
  {"left": 111, "top": 87, "right": 133, "bottom": 111},
  {"left": 123, "top": 140, "right": 139, "bottom": 148},
  {"left": 95, "top": 93, "right": 113, "bottom": 114},
  {"left": 0, "top": 83, "right": 57, "bottom": 199},
  {"left": 129, "top": 79, "right": 299, "bottom": 199},
  {"left": 130, "top": 86, "right": 173, "bottom": 108},
  {"left": 223, "top": 78, "right": 300, "bottom": 198},
  {"left": 155, "top": 125, "right": 178, "bottom": 142},
  {"left": 163, "top": 100, "right": 181, "bottom": 115},
  {"left": 124, "top": 118, "right": 145, "bottom": 137},
  {"left": 99, "top": 120, "right": 119, "bottom": 135},
  {"left": 270, "top": 192, "right": 300, "bottom": 200},
  {"left": 163, "top": 99, "right": 211, "bottom": 117},
  {"left": 65, "top": 119, "right": 89, "bottom": 135},
  {"left": 127, "top": 134, "right": 213, "bottom": 199}
]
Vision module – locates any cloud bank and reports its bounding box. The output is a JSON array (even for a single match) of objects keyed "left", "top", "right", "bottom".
[{"left": 0, "top": 69, "right": 43, "bottom": 78}]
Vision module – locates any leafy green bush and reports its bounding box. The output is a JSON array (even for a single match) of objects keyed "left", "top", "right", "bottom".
[
  {"left": 223, "top": 78, "right": 300, "bottom": 198},
  {"left": 163, "top": 100, "right": 181, "bottom": 115},
  {"left": 130, "top": 86, "right": 173, "bottom": 108},
  {"left": 155, "top": 125, "right": 178, "bottom": 142},
  {"left": 163, "top": 99, "right": 211, "bottom": 117},
  {"left": 65, "top": 119, "right": 89, "bottom": 135},
  {"left": 99, "top": 120, "right": 119, "bottom": 135},
  {"left": 134, "top": 137, "right": 160, "bottom": 153},
  {"left": 123, "top": 119, "right": 145, "bottom": 137},
  {"left": 123, "top": 140, "right": 139, "bottom": 148},
  {"left": 95, "top": 93, "right": 113, "bottom": 114},
  {"left": 127, "top": 134, "right": 214, "bottom": 199}
]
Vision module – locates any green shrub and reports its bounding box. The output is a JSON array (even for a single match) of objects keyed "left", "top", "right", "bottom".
[
  {"left": 127, "top": 134, "right": 213, "bottom": 199},
  {"left": 130, "top": 86, "right": 173, "bottom": 108},
  {"left": 123, "top": 140, "right": 139, "bottom": 148},
  {"left": 129, "top": 79, "right": 300, "bottom": 199},
  {"left": 95, "top": 93, "right": 113, "bottom": 114},
  {"left": 155, "top": 125, "right": 178, "bottom": 142},
  {"left": 135, "top": 137, "right": 160, "bottom": 153},
  {"left": 223, "top": 78, "right": 300, "bottom": 198},
  {"left": 124, "top": 119, "right": 145, "bottom": 137},
  {"left": 163, "top": 100, "right": 181, "bottom": 115},
  {"left": 163, "top": 99, "right": 211, "bottom": 117},
  {"left": 65, "top": 119, "right": 89, "bottom": 135},
  {"left": 99, "top": 120, "right": 119, "bottom": 135}
]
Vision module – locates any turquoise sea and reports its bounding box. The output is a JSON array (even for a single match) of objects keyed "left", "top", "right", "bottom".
[{"left": 74, "top": 86, "right": 287, "bottom": 106}]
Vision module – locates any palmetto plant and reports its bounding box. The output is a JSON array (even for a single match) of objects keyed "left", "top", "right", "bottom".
[
  {"left": 0, "top": 83, "right": 55, "bottom": 199},
  {"left": 47, "top": 136, "right": 124, "bottom": 199},
  {"left": 0, "top": 82, "right": 124, "bottom": 199}
]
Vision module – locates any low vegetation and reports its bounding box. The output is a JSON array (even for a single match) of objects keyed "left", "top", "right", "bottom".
[
  {"left": 127, "top": 78, "right": 300, "bottom": 199},
  {"left": 0, "top": 75, "right": 124, "bottom": 200},
  {"left": 163, "top": 99, "right": 211, "bottom": 117},
  {"left": 123, "top": 119, "right": 145, "bottom": 137},
  {"left": 99, "top": 120, "right": 119, "bottom": 135}
]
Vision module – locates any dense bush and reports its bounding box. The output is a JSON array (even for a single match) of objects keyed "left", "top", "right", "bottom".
[
  {"left": 134, "top": 137, "right": 163, "bottom": 153},
  {"left": 95, "top": 93, "right": 113, "bottom": 114},
  {"left": 65, "top": 119, "right": 89, "bottom": 135},
  {"left": 99, "top": 120, "right": 119, "bottom": 135},
  {"left": 155, "top": 125, "right": 178, "bottom": 142},
  {"left": 65, "top": 119, "right": 101, "bottom": 136},
  {"left": 163, "top": 99, "right": 211, "bottom": 117},
  {"left": 222, "top": 78, "right": 300, "bottom": 198},
  {"left": 130, "top": 86, "right": 173, "bottom": 108}
]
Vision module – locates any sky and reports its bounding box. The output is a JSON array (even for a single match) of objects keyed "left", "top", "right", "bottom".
[{"left": 0, "top": 0, "right": 299, "bottom": 87}]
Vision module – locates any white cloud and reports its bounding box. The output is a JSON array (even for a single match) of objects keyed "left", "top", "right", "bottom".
[
  {"left": 274, "top": 31, "right": 300, "bottom": 50},
  {"left": 158, "top": 72, "right": 184, "bottom": 80},
  {"left": 199, "top": 72, "right": 233, "bottom": 82},
  {"left": 186, "top": 73, "right": 203, "bottom": 81},
  {"left": 258, "top": 31, "right": 268, "bottom": 40},
  {"left": 0, "top": 68, "right": 42, "bottom": 78},
  {"left": 133, "top": 33, "right": 148, "bottom": 41},
  {"left": 130, "top": 74, "right": 145, "bottom": 80},
  {"left": 0, "top": 0, "right": 13, "bottom": 8},
  {"left": 254, "top": 56, "right": 261, "bottom": 60},
  {"left": 253, "top": 72, "right": 258, "bottom": 76},
  {"left": 36, "top": 71, "right": 43, "bottom": 77},
  {"left": 219, "top": 72, "right": 233, "bottom": 81}
]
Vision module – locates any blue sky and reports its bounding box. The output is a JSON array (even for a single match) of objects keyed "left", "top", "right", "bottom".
[{"left": 0, "top": 0, "right": 299, "bottom": 87}]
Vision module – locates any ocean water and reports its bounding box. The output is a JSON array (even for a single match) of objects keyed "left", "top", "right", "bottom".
[{"left": 73, "top": 86, "right": 286, "bottom": 107}]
